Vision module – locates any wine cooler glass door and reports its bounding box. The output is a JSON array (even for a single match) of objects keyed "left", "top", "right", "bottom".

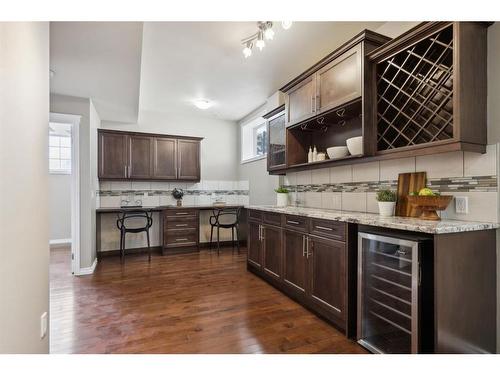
[{"left": 357, "top": 232, "right": 419, "bottom": 353}]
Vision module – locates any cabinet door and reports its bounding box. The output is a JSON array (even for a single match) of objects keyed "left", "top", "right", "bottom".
[
  {"left": 267, "top": 112, "right": 286, "bottom": 171},
  {"left": 308, "top": 236, "right": 346, "bottom": 320},
  {"left": 247, "top": 221, "right": 262, "bottom": 268},
  {"left": 177, "top": 139, "right": 200, "bottom": 180},
  {"left": 283, "top": 229, "right": 308, "bottom": 295},
  {"left": 153, "top": 137, "right": 177, "bottom": 179},
  {"left": 262, "top": 224, "right": 282, "bottom": 280},
  {"left": 98, "top": 131, "right": 128, "bottom": 179},
  {"left": 316, "top": 44, "right": 362, "bottom": 114},
  {"left": 285, "top": 76, "right": 316, "bottom": 126},
  {"left": 128, "top": 135, "right": 153, "bottom": 179}
]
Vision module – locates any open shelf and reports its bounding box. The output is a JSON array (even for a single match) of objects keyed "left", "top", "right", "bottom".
[{"left": 287, "top": 98, "right": 363, "bottom": 168}]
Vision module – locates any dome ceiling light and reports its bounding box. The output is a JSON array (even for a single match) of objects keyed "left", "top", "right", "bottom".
[{"left": 241, "top": 21, "right": 292, "bottom": 58}]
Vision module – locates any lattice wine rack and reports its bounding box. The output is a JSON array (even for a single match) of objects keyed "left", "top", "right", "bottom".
[{"left": 375, "top": 24, "right": 454, "bottom": 152}]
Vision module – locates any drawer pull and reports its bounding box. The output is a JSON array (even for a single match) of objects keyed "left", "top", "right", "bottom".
[
  {"left": 175, "top": 224, "right": 188, "bottom": 227},
  {"left": 175, "top": 212, "right": 190, "bottom": 215},
  {"left": 315, "top": 225, "right": 333, "bottom": 231},
  {"left": 287, "top": 220, "right": 300, "bottom": 225},
  {"left": 175, "top": 238, "right": 189, "bottom": 241}
]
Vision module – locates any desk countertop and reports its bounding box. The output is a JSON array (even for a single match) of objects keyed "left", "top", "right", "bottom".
[{"left": 96, "top": 205, "right": 245, "bottom": 214}]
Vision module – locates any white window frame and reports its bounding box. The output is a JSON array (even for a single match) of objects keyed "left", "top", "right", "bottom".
[
  {"left": 49, "top": 127, "right": 72, "bottom": 175},
  {"left": 240, "top": 114, "right": 268, "bottom": 164}
]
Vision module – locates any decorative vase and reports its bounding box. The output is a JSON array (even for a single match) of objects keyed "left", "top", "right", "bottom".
[
  {"left": 378, "top": 201, "right": 396, "bottom": 217},
  {"left": 276, "top": 193, "right": 288, "bottom": 207}
]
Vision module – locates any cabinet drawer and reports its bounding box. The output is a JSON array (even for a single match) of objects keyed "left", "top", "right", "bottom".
[
  {"left": 165, "top": 218, "right": 198, "bottom": 230},
  {"left": 165, "top": 232, "right": 198, "bottom": 247},
  {"left": 283, "top": 214, "right": 308, "bottom": 232},
  {"left": 263, "top": 212, "right": 282, "bottom": 226},
  {"left": 310, "top": 218, "right": 345, "bottom": 241},
  {"left": 248, "top": 209, "right": 263, "bottom": 221},
  {"left": 164, "top": 209, "right": 199, "bottom": 220}
]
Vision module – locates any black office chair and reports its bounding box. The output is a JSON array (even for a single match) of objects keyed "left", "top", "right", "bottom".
[
  {"left": 116, "top": 210, "right": 153, "bottom": 262},
  {"left": 209, "top": 207, "right": 241, "bottom": 255}
]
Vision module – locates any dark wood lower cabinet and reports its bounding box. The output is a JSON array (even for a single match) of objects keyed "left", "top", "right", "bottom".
[
  {"left": 308, "top": 235, "right": 346, "bottom": 324},
  {"left": 247, "top": 220, "right": 262, "bottom": 268},
  {"left": 283, "top": 229, "right": 307, "bottom": 295},
  {"left": 262, "top": 224, "right": 282, "bottom": 280},
  {"left": 247, "top": 210, "right": 351, "bottom": 335}
]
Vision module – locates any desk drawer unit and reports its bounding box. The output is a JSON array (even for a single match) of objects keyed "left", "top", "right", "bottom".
[{"left": 162, "top": 208, "right": 200, "bottom": 253}]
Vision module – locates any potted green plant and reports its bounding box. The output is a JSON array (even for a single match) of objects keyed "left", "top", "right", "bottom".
[
  {"left": 376, "top": 190, "right": 397, "bottom": 217},
  {"left": 275, "top": 186, "right": 289, "bottom": 207}
]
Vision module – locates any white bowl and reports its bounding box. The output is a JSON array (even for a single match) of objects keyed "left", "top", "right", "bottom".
[
  {"left": 326, "top": 146, "right": 349, "bottom": 159},
  {"left": 346, "top": 136, "right": 363, "bottom": 156}
]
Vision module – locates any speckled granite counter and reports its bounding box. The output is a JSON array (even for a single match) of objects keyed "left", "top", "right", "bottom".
[{"left": 247, "top": 205, "right": 498, "bottom": 234}]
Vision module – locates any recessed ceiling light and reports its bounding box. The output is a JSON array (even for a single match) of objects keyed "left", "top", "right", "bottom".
[{"left": 193, "top": 99, "right": 213, "bottom": 110}]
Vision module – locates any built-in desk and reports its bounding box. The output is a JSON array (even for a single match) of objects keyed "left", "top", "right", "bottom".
[{"left": 96, "top": 205, "right": 245, "bottom": 256}]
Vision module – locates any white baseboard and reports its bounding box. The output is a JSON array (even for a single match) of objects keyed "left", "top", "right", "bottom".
[
  {"left": 75, "top": 258, "right": 97, "bottom": 276},
  {"left": 49, "top": 238, "right": 72, "bottom": 249}
]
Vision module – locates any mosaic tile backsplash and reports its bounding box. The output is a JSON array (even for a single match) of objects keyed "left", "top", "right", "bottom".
[
  {"left": 283, "top": 175, "right": 498, "bottom": 193},
  {"left": 97, "top": 180, "right": 250, "bottom": 208}
]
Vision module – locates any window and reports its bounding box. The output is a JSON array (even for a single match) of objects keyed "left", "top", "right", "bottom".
[
  {"left": 241, "top": 115, "right": 268, "bottom": 163},
  {"left": 49, "top": 122, "right": 72, "bottom": 174}
]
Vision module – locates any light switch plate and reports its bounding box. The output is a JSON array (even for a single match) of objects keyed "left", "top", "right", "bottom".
[
  {"left": 455, "top": 196, "right": 468, "bottom": 214},
  {"left": 40, "top": 312, "right": 48, "bottom": 339}
]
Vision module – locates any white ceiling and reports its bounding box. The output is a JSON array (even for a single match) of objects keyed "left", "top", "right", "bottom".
[
  {"left": 50, "top": 21, "right": 386, "bottom": 123},
  {"left": 50, "top": 22, "right": 143, "bottom": 123}
]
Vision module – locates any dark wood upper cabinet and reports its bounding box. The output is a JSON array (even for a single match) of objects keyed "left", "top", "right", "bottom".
[
  {"left": 98, "top": 129, "right": 202, "bottom": 181},
  {"left": 262, "top": 224, "right": 282, "bottom": 280},
  {"left": 153, "top": 137, "right": 177, "bottom": 180},
  {"left": 316, "top": 44, "right": 362, "bottom": 114},
  {"left": 264, "top": 105, "right": 286, "bottom": 173},
  {"left": 276, "top": 30, "right": 390, "bottom": 174},
  {"left": 285, "top": 76, "right": 316, "bottom": 126},
  {"left": 128, "top": 135, "right": 153, "bottom": 179},
  {"left": 283, "top": 229, "right": 308, "bottom": 295},
  {"left": 367, "top": 21, "right": 489, "bottom": 157},
  {"left": 308, "top": 236, "right": 346, "bottom": 321},
  {"left": 98, "top": 131, "right": 128, "bottom": 179},
  {"left": 177, "top": 139, "right": 200, "bottom": 181}
]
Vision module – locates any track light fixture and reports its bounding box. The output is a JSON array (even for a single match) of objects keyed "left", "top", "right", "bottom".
[{"left": 241, "top": 21, "right": 292, "bottom": 58}]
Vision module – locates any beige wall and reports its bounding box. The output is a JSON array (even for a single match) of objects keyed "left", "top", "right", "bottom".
[
  {"left": 0, "top": 22, "right": 49, "bottom": 353},
  {"left": 49, "top": 174, "right": 72, "bottom": 241}
]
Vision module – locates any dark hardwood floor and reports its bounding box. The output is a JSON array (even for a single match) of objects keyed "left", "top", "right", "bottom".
[{"left": 49, "top": 247, "right": 367, "bottom": 354}]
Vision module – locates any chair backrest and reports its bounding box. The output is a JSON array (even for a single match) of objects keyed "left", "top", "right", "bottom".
[
  {"left": 210, "top": 207, "right": 241, "bottom": 226},
  {"left": 116, "top": 210, "right": 153, "bottom": 231}
]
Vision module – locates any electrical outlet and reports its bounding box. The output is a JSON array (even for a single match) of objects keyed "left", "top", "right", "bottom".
[
  {"left": 40, "top": 312, "right": 48, "bottom": 339},
  {"left": 455, "top": 196, "right": 468, "bottom": 214}
]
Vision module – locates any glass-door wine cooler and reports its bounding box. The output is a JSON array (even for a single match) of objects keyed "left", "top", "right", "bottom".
[{"left": 357, "top": 232, "right": 428, "bottom": 354}]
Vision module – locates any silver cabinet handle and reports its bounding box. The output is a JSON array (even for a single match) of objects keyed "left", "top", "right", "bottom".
[
  {"left": 258, "top": 225, "right": 261, "bottom": 241},
  {"left": 261, "top": 226, "right": 265, "bottom": 241},
  {"left": 124, "top": 165, "right": 127, "bottom": 177},
  {"left": 315, "top": 225, "right": 333, "bottom": 231},
  {"left": 175, "top": 212, "right": 189, "bottom": 215},
  {"left": 175, "top": 238, "right": 188, "bottom": 241},
  {"left": 302, "top": 235, "right": 306, "bottom": 257},
  {"left": 287, "top": 220, "right": 300, "bottom": 225},
  {"left": 175, "top": 224, "right": 188, "bottom": 227}
]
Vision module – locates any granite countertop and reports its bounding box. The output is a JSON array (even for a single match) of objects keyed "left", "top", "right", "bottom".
[{"left": 247, "top": 205, "right": 499, "bottom": 234}]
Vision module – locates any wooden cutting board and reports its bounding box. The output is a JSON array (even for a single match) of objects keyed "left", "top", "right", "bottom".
[{"left": 395, "top": 172, "right": 427, "bottom": 217}]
